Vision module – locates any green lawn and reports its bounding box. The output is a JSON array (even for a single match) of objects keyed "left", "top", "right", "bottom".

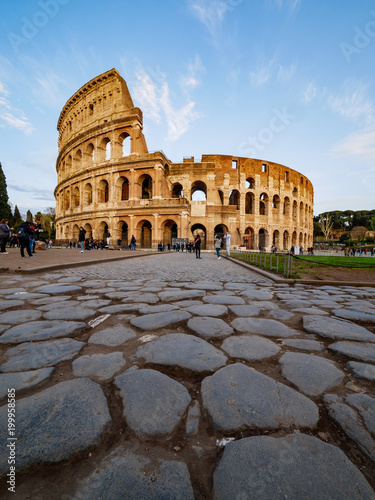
[
  {"left": 231, "top": 252, "right": 375, "bottom": 279},
  {"left": 295, "top": 255, "right": 375, "bottom": 268}
]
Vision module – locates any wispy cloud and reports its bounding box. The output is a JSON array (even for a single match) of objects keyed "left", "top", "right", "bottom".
[
  {"left": 277, "top": 63, "right": 297, "bottom": 83},
  {"left": 179, "top": 55, "right": 205, "bottom": 96},
  {"left": 187, "top": 0, "right": 240, "bottom": 37},
  {"left": 304, "top": 80, "right": 317, "bottom": 102},
  {"left": 333, "top": 129, "right": 375, "bottom": 162},
  {"left": 8, "top": 184, "right": 54, "bottom": 201},
  {"left": 250, "top": 58, "right": 275, "bottom": 87},
  {"left": 133, "top": 64, "right": 202, "bottom": 141},
  {"left": 0, "top": 81, "right": 33, "bottom": 135},
  {"left": 268, "top": 0, "right": 301, "bottom": 14},
  {"left": 328, "top": 79, "right": 374, "bottom": 125}
]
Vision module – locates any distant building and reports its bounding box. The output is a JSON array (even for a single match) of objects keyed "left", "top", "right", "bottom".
[{"left": 54, "top": 69, "right": 314, "bottom": 250}]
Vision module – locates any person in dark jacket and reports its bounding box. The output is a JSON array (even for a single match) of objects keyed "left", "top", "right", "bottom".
[
  {"left": 78, "top": 227, "right": 86, "bottom": 253},
  {"left": 17, "top": 221, "right": 34, "bottom": 258},
  {"left": 194, "top": 234, "right": 202, "bottom": 259},
  {"left": 0, "top": 219, "right": 12, "bottom": 254}
]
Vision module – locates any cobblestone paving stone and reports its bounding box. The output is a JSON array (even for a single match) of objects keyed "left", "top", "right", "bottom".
[{"left": 0, "top": 252, "right": 374, "bottom": 499}]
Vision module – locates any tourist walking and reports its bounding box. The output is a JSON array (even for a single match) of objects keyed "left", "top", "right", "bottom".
[
  {"left": 223, "top": 231, "right": 231, "bottom": 256},
  {"left": 130, "top": 235, "right": 136, "bottom": 250},
  {"left": 0, "top": 219, "right": 12, "bottom": 254},
  {"left": 17, "top": 221, "right": 34, "bottom": 258},
  {"left": 194, "top": 234, "right": 202, "bottom": 259},
  {"left": 214, "top": 234, "right": 222, "bottom": 259},
  {"left": 78, "top": 227, "right": 86, "bottom": 253}
]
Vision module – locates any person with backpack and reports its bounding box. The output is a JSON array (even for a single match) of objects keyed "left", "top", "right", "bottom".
[
  {"left": 17, "top": 221, "right": 34, "bottom": 258},
  {"left": 0, "top": 219, "right": 13, "bottom": 254}
]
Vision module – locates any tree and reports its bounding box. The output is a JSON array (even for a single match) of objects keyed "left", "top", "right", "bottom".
[
  {"left": 0, "top": 163, "right": 12, "bottom": 220},
  {"left": 13, "top": 205, "right": 22, "bottom": 223},
  {"left": 319, "top": 213, "right": 334, "bottom": 240},
  {"left": 26, "top": 210, "right": 33, "bottom": 222}
]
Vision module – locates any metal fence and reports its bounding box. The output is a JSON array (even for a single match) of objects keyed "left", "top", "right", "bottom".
[{"left": 232, "top": 251, "right": 294, "bottom": 278}]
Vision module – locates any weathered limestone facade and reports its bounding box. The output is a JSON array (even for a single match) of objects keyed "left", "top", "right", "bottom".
[{"left": 54, "top": 69, "right": 314, "bottom": 251}]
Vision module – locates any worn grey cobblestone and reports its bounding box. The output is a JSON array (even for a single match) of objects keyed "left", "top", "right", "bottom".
[{"left": 0, "top": 252, "right": 374, "bottom": 499}]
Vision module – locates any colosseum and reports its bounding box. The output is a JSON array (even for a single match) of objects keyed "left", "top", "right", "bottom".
[{"left": 54, "top": 68, "right": 314, "bottom": 251}]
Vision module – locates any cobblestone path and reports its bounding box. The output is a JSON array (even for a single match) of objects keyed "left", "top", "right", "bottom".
[{"left": 0, "top": 252, "right": 374, "bottom": 499}]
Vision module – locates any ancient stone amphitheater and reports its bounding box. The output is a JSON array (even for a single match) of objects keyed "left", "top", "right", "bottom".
[{"left": 54, "top": 68, "right": 313, "bottom": 250}]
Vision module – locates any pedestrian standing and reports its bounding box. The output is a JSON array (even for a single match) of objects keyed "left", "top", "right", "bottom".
[
  {"left": 214, "top": 234, "right": 222, "bottom": 259},
  {"left": 0, "top": 219, "right": 12, "bottom": 254},
  {"left": 17, "top": 221, "right": 34, "bottom": 258},
  {"left": 223, "top": 231, "right": 231, "bottom": 256},
  {"left": 194, "top": 234, "right": 202, "bottom": 259},
  {"left": 78, "top": 226, "right": 86, "bottom": 253},
  {"left": 130, "top": 235, "right": 136, "bottom": 250}
]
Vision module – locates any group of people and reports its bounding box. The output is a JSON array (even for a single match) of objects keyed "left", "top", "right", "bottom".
[
  {"left": 0, "top": 219, "right": 43, "bottom": 258},
  {"left": 213, "top": 231, "right": 231, "bottom": 260}
]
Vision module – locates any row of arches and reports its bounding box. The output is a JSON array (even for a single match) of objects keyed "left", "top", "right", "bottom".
[
  {"left": 59, "top": 133, "right": 131, "bottom": 178},
  {"left": 243, "top": 228, "right": 310, "bottom": 251}
]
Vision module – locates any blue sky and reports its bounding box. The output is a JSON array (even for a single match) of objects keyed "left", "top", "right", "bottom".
[{"left": 0, "top": 0, "right": 374, "bottom": 217}]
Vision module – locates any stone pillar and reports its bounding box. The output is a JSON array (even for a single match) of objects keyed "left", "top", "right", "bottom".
[
  {"left": 129, "top": 169, "right": 136, "bottom": 200},
  {"left": 152, "top": 214, "right": 159, "bottom": 248}
]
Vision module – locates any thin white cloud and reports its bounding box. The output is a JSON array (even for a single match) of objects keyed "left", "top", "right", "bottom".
[
  {"left": 133, "top": 67, "right": 161, "bottom": 123},
  {"left": 160, "top": 81, "right": 201, "bottom": 141},
  {"left": 333, "top": 129, "right": 375, "bottom": 162},
  {"left": 188, "top": 0, "right": 234, "bottom": 36},
  {"left": 328, "top": 80, "right": 374, "bottom": 125},
  {"left": 250, "top": 58, "right": 275, "bottom": 87},
  {"left": 133, "top": 65, "right": 202, "bottom": 142},
  {"left": 277, "top": 63, "right": 297, "bottom": 83},
  {"left": 0, "top": 81, "right": 33, "bottom": 135},
  {"left": 304, "top": 80, "right": 317, "bottom": 102},
  {"left": 179, "top": 55, "right": 205, "bottom": 95},
  {"left": 269, "top": 0, "right": 301, "bottom": 14}
]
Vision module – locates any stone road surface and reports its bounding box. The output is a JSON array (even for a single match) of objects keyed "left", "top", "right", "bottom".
[{"left": 0, "top": 252, "right": 375, "bottom": 499}]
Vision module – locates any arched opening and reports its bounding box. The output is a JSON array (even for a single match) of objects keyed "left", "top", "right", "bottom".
[
  {"left": 64, "top": 225, "right": 69, "bottom": 240},
  {"left": 272, "top": 195, "right": 280, "bottom": 211},
  {"left": 245, "top": 192, "right": 254, "bottom": 214},
  {"left": 244, "top": 227, "right": 254, "bottom": 249},
  {"left": 259, "top": 193, "right": 268, "bottom": 215},
  {"left": 119, "top": 132, "right": 131, "bottom": 157},
  {"left": 299, "top": 232, "right": 303, "bottom": 247},
  {"left": 99, "top": 137, "right": 110, "bottom": 162},
  {"left": 292, "top": 231, "right": 297, "bottom": 246},
  {"left": 171, "top": 183, "right": 183, "bottom": 198},
  {"left": 283, "top": 230, "right": 289, "bottom": 251},
  {"left": 72, "top": 224, "right": 79, "bottom": 241},
  {"left": 283, "top": 197, "right": 290, "bottom": 216},
  {"left": 218, "top": 190, "right": 224, "bottom": 205},
  {"left": 214, "top": 224, "right": 227, "bottom": 240},
  {"left": 300, "top": 202, "right": 304, "bottom": 223},
  {"left": 64, "top": 190, "right": 70, "bottom": 210},
  {"left": 72, "top": 187, "right": 80, "bottom": 208},
  {"left": 273, "top": 230, "right": 280, "bottom": 248},
  {"left": 66, "top": 155, "right": 72, "bottom": 173},
  {"left": 120, "top": 222, "right": 128, "bottom": 245},
  {"left": 245, "top": 177, "right": 255, "bottom": 189},
  {"left": 259, "top": 228, "right": 267, "bottom": 250},
  {"left": 99, "top": 221, "right": 109, "bottom": 241},
  {"left": 191, "top": 224, "right": 206, "bottom": 249},
  {"left": 293, "top": 187, "right": 298, "bottom": 197},
  {"left": 163, "top": 219, "right": 178, "bottom": 246},
  {"left": 84, "top": 223, "right": 92, "bottom": 239},
  {"left": 121, "top": 178, "right": 129, "bottom": 200},
  {"left": 229, "top": 190, "right": 240, "bottom": 210},
  {"left": 86, "top": 143, "right": 95, "bottom": 164},
  {"left": 98, "top": 180, "right": 109, "bottom": 203},
  {"left": 191, "top": 181, "right": 207, "bottom": 201},
  {"left": 138, "top": 175, "right": 152, "bottom": 199},
  {"left": 83, "top": 183, "right": 92, "bottom": 206},
  {"left": 141, "top": 221, "right": 152, "bottom": 248},
  {"left": 74, "top": 149, "right": 82, "bottom": 168},
  {"left": 292, "top": 201, "right": 298, "bottom": 221}
]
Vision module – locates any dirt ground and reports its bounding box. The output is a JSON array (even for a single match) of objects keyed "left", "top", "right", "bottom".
[{"left": 298, "top": 266, "right": 375, "bottom": 284}]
